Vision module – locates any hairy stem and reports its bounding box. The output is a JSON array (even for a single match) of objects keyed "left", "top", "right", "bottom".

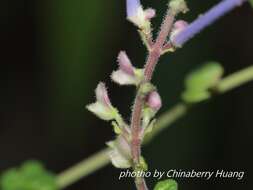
[
  {"left": 56, "top": 64, "right": 253, "bottom": 189},
  {"left": 144, "top": 10, "right": 175, "bottom": 81},
  {"left": 130, "top": 8, "right": 175, "bottom": 190},
  {"left": 135, "top": 178, "right": 149, "bottom": 190},
  {"left": 131, "top": 95, "right": 144, "bottom": 164}
]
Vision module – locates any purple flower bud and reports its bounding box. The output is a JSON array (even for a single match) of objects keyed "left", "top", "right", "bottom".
[
  {"left": 170, "top": 20, "right": 188, "bottom": 42},
  {"left": 146, "top": 91, "right": 162, "bottom": 111},
  {"left": 126, "top": 0, "right": 155, "bottom": 31},
  {"left": 127, "top": 0, "right": 141, "bottom": 18},
  {"left": 144, "top": 8, "right": 156, "bottom": 20},
  {"left": 111, "top": 51, "right": 144, "bottom": 86},
  {"left": 86, "top": 82, "right": 117, "bottom": 121},
  {"left": 95, "top": 82, "right": 112, "bottom": 107},
  {"left": 173, "top": 20, "right": 189, "bottom": 30},
  {"left": 172, "top": 0, "right": 247, "bottom": 47},
  {"left": 118, "top": 51, "right": 135, "bottom": 76}
]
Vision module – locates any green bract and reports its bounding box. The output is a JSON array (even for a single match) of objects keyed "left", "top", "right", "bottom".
[
  {"left": 0, "top": 161, "right": 58, "bottom": 190},
  {"left": 182, "top": 62, "right": 224, "bottom": 103},
  {"left": 154, "top": 179, "right": 178, "bottom": 190}
]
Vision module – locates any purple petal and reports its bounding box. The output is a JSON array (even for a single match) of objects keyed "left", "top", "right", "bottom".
[
  {"left": 173, "top": 0, "right": 247, "bottom": 47},
  {"left": 95, "top": 82, "right": 111, "bottom": 107},
  {"left": 118, "top": 51, "right": 135, "bottom": 76},
  {"left": 144, "top": 8, "right": 156, "bottom": 20},
  {"left": 146, "top": 91, "right": 162, "bottom": 111},
  {"left": 127, "top": 0, "right": 141, "bottom": 18}
]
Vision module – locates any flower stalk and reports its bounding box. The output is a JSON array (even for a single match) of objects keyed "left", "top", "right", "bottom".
[
  {"left": 130, "top": 1, "right": 188, "bottom": 190},
  {"left": 84, "top": 0, "right": 250, "bottom": 190}
]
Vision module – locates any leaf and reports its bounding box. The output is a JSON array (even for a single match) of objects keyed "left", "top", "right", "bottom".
[
  {"left": 0, "top": 160, "right": 58, "bottom": 190},
  {"left": 182, "top": 89, "right": 210, "bottom": 103},
  {"left": 185, "top": 62, "right": 224, "bottom": 90},
  {"left": 250, "top": 0, "right": 253, "bottom": 7},
  {"left": 182, "top": 62, "right": 224, "bottom": 103},
  {"left": 154, "top": 179, "right": 178, "bottom": 190}
]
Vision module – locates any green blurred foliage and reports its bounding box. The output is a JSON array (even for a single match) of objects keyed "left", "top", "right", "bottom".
[
  {"left": 0, "top": 161, "right": 57, "bottom": 190},
  {"left": 182, "top": 62, "right": 224, "bottom": 103},
  {"left": 41, "top": 0, "right": 118, "bottom": 146},
  {"left": 250, "top": 0, "right": 253, "bottom": 7},
  {"left": 154, "top": 179, "right": 178, "bottom": 190}
]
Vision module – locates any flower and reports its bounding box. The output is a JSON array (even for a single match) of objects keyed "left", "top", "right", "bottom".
[
  {"left": 86, "top": 82, "right": 118, "bottom": 121},
  {"left": 126, "top": 0, "right": 141, "bottom": 18},
  {"left": 111, "top": 51, "right": 144, "bottom": 85},
  {"left": 172, "top": 0, "right": 247, "bottom": 47},
  {"left": 146, "top": 91, "right": 162, "bottom": 111},
  {"left": 126, "top": 0, "right": 155, "bottom": 31},
  {"left": 144, "top": 8, "right": 156, "bottom": 20},
  {"left": 142, "top": 91, "right": 162, "bottom": 129},
  {"left": 107, "top": 135, "right": 132, "bottom": 169},
  {"left": 118, "top": 51, "right": 135, "bottom": 76},
  {"left": 170, "top": 20, "right": 188, "bottom": 43}
]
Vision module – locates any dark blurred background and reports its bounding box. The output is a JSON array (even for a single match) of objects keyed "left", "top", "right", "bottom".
[{"left": 1, "top": 0, "right": 253, "bottom": 189}]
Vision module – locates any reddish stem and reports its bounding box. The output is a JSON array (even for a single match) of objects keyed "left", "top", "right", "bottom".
[
  {"left": 136, "top": 178, "right": 149, "bottom": 190},
  {"left": 130, "top": 8, "right": 176, "bottom": 190}
]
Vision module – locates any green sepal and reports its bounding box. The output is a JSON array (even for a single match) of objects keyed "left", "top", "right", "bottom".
[
  {"left": 139, "top": 82, "right": 156, "bottom": 97},
  {"left": 154, "top": 179, "right": 178, "bottom": 190},
  {"left": 142, "top": 107, "right": 155, "bottom": 128},
  {"left": 112, "top": 121, "right": 122, "bottom": 135},
  {"left": 0, "top": 160, "right": 58, "bottom": 190},
  {"left": 139, "top": 156, "right": 148, "bottom": 171},
  {"left": 144, "top": 119, "right": 156, "bottom": 135},
  {"left": 182, "top": 62, "right": 224, "bottom": 103}
]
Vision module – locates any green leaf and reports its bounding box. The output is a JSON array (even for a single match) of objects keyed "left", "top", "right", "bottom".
[
  {"left": 154, "top": 179, "right": 178, "bottom": 190},
  {"left": 0, "top": 160, "right": 58, "bottom": 190},
  {"left": 182, "top": 62, "right": 224, "bottom": 103},
  {"left": 182, "top": 89, "right": 210, "bottom": 103},
  {"left": 250, "top": 0, "right": 253, "bottom": 7}
]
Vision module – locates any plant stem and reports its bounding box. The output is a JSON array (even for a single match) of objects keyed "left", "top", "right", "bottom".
[
  {"left": 217, "top": 65, "right": 253, "bottom": 93},
  {"left": 144, "top": 10, "right": 175, "bottom": 81},
  {"left": 56, "top": 148, "right": 111, "bottom": 189},
  {"left": 56, "top": 64, "right": 253, "bottom": 189},
  {"left": 130, "top": 8, "right": 175, "bottom": 190},
  {"left": 135, "top": 178, "right": 149, "bottom": 190}
]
